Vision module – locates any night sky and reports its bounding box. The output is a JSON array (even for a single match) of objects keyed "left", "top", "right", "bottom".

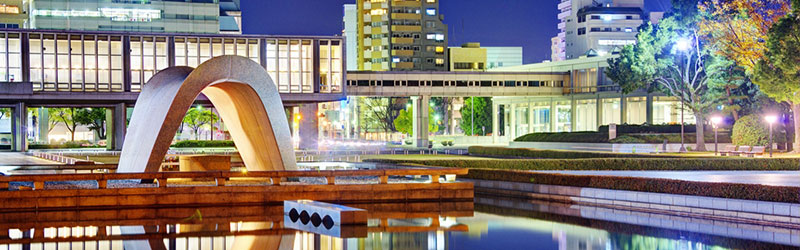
[{"left": 241, "top": 0, "right": 673, "bottom": 64}]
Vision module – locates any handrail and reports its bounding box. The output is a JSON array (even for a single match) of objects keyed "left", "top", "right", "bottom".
[{"left": 0, "top": 168, "right": 469, "bottom": 190}]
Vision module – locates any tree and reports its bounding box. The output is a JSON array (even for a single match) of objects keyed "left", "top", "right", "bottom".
[
  {"left": 752, "top": 1, "right": 800, "bottom": 151},
  {"left": 394, "top": 105, "right": 439, "bottom": 136},
  {"left": 49, "top": 108, "right": 79, "bottom": 141},
  {"left": 606, "top": 0, "right": 730, "bottom": 151},
  {"left": 74, "top": 108, "right": 107, "bottom": 140},
  {"left": 182, "top": 107, "right": 217, "bottom": 140},
  {"left": 360, "top": 97, "right": 404, "bottom": 140},
  {"left": 459, "top": 97, "right": 493, "bottom": 136},
  {"left": 698, "top": 0, "right": 791, "bottom": 74},
  {"left": 0, "top": 108, "right": 10, "bottom": 121}
]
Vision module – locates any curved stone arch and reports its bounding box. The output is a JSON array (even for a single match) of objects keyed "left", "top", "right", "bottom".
[{"left": 118, "top": 55, "right": 297, "bottom": 173}]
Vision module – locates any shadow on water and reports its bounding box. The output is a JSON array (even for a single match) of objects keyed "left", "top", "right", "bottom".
[{"left": 0, "top": 198, "right": 795, "bottom": 249}]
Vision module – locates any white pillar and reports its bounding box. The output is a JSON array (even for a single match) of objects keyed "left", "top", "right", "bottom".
[
  {"left": 411, "top": 96, "right": 430, "bottom": 148},
  {"left": 549, "top": 100, "right": 557, "bottom": 132},
  {"left": 11, "top": 102, "right": 26, "bottom": 152},
  {"left": 570, "top": 98, "right": 577, "bottom": 132},
  {"left": 528, "top": 102, "right": 535, "bottom": 134},
  {"left": 492, "top": 101, "right": 499, "bottom": 144},
  {"left": 509, "top": 104, "right": 517, "bottom": 139},
  {"left": 111, "top": 103, "right": 127, "bottom": 151}
]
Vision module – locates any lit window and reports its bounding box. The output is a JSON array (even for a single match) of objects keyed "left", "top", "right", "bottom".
[
  {"left": 392, "top": 57, "right": 400, "bottom": 63},
  {"left": 370, "top": 9, "right": 387, "bottom": 15},
  {"left": 426, "top": 34, "right": 436, "bottom": 40},
  {"left": 426, "top": 8, "right": 436, "bottom": 16},
  {"left": 435, "top": 34, "right": 444, "bottom": 42},
  {"left": 435, "top": 46, "right": 444, "bottom": 53},
  {"left": 427, "top": 0, "right": 436, "bottom": 2},
  {"left": 624, "top": 28, "right": 633, "bottom": 32},
  {"left": 0, "top": 4, "right": 19, "bottom": 14},
  {"left": 602, "top": 15, "right": 613, "bottom": 21},
  {"left": 435, "top": 58, "right": 444, "bottom": 65}
]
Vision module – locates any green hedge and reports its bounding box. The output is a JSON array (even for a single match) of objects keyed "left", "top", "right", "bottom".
[
  {"left": 514, "top": 132, "right": 609, "bottom": 143},
  {"left": 29, "top": 141, "right": 104, "bottom": 149},
  {"left": 467, "top": 168, "right": 800, "bottom": 203},
  {"left": 368, "top": 158, "right": 799, "bottom": 171},
  {"left": 599, "top": 124, "right": 696, "bottom": 134},
  {"left": 468, "top": 146, "right": 682, "bottom": 159},
  {"left": 732, "top": 114, "right": 787, "bottom": 146},
  {"left": 610, "top": 133, "right": 732, "bottom": 144},
  {"left": 172, "top": 140, "right": 235, "bottom": 148},
  {"left": 514, "top": 132, "right": 729, "bottom": 143}
]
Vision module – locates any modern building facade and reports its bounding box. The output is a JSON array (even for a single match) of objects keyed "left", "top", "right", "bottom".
[
  {"left": 0, "top": 29, "right": 345, "bottom": 151},
  {"left": 486, "top": 46, "right": 523, "bottom": 69},
  {"left": 448, "top": 43, "right": 486, "bottom": 72},
  {"left": 344, "top": 4, "right": 358, "bottom": 71},
  {"left": 560, "top": 0, "right": 648, "bottom": 59},
  {"left": 353, "top": 0, "right": 448, "bottom": 71},
  {"left": 550, "top": 36, "right": 563, "bottom": 62},
  {"left": 0, "top": 0, "right": 241, "bottom": 34}
]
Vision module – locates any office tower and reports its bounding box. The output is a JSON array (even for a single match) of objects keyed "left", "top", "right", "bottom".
[
  {"left": 344, "top": 4, "right": 358, "bottom": 71},
  {"left": 559, "top": 0, "right": 647, "bottom": 60}
]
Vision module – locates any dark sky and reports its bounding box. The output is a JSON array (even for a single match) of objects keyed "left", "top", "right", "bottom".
[{"left": 241, "top": 0, "right": 673, "bottom": 64}]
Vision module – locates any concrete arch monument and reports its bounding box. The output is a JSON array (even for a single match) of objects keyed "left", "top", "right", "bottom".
[{"left": 118, "top": 55, "right": 297, "bottom": 173}]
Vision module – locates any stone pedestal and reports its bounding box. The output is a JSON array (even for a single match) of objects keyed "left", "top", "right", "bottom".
[{"left": 179, "top": 155, "right": 231, "bottom": 172}]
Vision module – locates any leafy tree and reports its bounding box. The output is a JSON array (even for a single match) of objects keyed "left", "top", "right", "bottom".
[
  {"left": 459, "top": 97, "right": 492, "bottom": 136},
  {"left": 74, "top": 108, "right": 107, "bottom": 140},
  {"left": 732, "top": 114, "right": 786, "bottom": 147},
  {"left": 698, "top": 0, "right": 791, "bottom": 74},
  {"left": 360, "top": 97, "right": 404, "bottom": 140},
  {"left": 182, "top": 107, "right": 218, "bottom": 140},
  {"left": 393, "top": 105, "right": 439, "bottom": 136},
  {"left": 752, "top": 1, "right": 800, "bottom": 151},
  {"left": 606, "top": 0, "right": 729, "bottom": 151},
  {"left": 0, "top": 108, "right": 10, "bottom": 120},
  {"left": 48, "top": 108, "right": 79, "bottom": 141}
]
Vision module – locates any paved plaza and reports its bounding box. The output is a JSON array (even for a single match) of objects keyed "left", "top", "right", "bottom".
[
  {"left": 535, "top": 170, "right": 800, "bottom": 187},
  {"left": 0, "top": 153, "right": 59, "bottom": 166}
]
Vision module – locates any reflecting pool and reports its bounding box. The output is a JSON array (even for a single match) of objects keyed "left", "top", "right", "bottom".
[{"left": 0, "top": 197, "right": 794, "bottom": 250}]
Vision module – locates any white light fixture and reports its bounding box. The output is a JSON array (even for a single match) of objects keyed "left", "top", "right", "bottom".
[
  {"left": 710, "top": 116, "right": 722, "bottom": 127},
  {"left": 675, "top": 38, "right": 692, "bottom": 52},
  {"left": 602, "top": 15, "right": 613, "bottom": 21},
  {"left": 765, "top": 115, "right": 778, "bottom": 124}
]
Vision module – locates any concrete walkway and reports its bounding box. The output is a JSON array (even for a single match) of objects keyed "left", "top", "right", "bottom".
[
  {"left": 534, "top": 170, "right": 800, "bottom": 187},
  {"left": 0, "top": 152, "right": 60, "bottom": 166}
]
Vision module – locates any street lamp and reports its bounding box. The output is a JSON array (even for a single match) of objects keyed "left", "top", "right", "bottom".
[
  {"left": 711, "top": 116, "right": 722, "bottom": 156},
  {"left": 675, "top": 37, "right": 692, "bottom": 153},
  {"left": 765, "top": 115, "right": 778, "bottom": 157}
]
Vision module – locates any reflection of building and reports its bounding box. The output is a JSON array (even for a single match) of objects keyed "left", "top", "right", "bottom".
[
  {"left": 23, "top": 0, "right": 241, "bottom": 33},
  {"left": 350, "top": 0, "right": 448, "bottom": 71},
  {"left": 559, "top": 0, "right": 649, "bottom": 60}
]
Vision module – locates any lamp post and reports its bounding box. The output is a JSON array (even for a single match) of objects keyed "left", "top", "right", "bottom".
[
  {"left": 675, "top": 37, "right": 692, "bottom": 153},
  {"left": 766, "top": 115, "right": 777, "bottom": 158},
  {"left": 471, "top": 96, "right": 474, "bottom": 136},
  {"left": 711, "top": 116, "right": 722, "bottom": 156}
]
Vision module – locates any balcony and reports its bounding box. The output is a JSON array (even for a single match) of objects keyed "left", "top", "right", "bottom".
[
  {"left": 391, "top": 13, "right": 421, "bottom": 20},
  {"left": 391, "top": 25, "right": 422, "bottom": 32},
  {"left": 393, "top": 62, "right": 414, "bottom": 69},
  {"left": 391, "top": 37, "right": 414, "bottom": 44},
  {"left": 392, "top": 0, "right": 421, "bottom": 7},
  {"left": 558, "top": 0, "right": 571, "bottom": 10},
  {"left": 392, "top": 50, "right": 414, "bottom": 56},
  {"left": 557, "top": 10, "right": 572, "bottom": 20}
]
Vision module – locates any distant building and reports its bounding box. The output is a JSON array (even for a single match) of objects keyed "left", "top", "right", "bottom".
[
  {"left": 551, "top": 36, "right": 564, "bottom": 62},
  {"left": 343, "top": 4, "right": 358, "bottom": 71},
  {"left": 559, "top": 0, "right": 650, "bottom": 60},
  {"left": 350, "top": 0, "right": 448, "bottom": 71},
  {"left": 449, "top": 43, "right": 486, "bottom": 72},
  {"left": 486, "top": 46, "right": 522, "bottom": 69},
  {"left": 1, "top": 0, "right": 242, "bottom": 34}
]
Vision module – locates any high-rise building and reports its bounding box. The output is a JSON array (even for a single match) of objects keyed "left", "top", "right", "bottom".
[
  {"left": 560, "top": 0, "right": 648, "bottom": 60},
  {"left": 354, "top": 0, "right": 448, "bottom": 71},
  {"left": 344, "top": 4, "right": 358, "bottom": 71},
  {"left": 5, "top": 0, "right": 241, "bottom": 34},
  {"left": 551, "top": 36, "right": 563, "bottom": 62},
  {"left": 554, "top": 0, "right": 570, "bottom": 61},
  {"left": 486, "top": 46, "right": 522, "bottom": 69}
]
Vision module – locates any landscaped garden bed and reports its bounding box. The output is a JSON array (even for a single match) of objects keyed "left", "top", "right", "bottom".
[{"left": 468, "top": 146, "right": 688, "bottom": 159}]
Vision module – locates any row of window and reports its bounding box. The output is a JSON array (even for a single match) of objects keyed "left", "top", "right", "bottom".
[
  {"left": 0, "top": 32, "right": 343, "bottom": 94},
  {"left": 348, "top": 79, "right": 564, "bottom": 88},
  {"left": 576, "top": 27, "right": 634, "bottom": 35}
]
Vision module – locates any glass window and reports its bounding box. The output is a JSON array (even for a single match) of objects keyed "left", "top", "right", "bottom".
[
  {"left": 575, "top": 99, "right": 597, "bottom": 131},
  {"left": 626, "top": 97, "right": 647, "bottom": 125},
  {"left": 601, "top": 98, "right": 621, "bottom": 126}
]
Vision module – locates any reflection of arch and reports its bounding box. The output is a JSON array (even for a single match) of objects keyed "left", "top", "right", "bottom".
[{"left": 118, "top": 55, "right": 297, "bottom": 172}]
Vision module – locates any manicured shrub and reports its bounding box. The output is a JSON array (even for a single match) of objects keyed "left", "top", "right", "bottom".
[
  {"left": 466, "top": 169, "right": 800, "bottom": 203},
  {"left": 172, "top": 140, "right": 235, "bottom": 148},
  {"left": 514, "top": 131, "right": 729, "bottom": 143},
  {"left": 367, "top": 157, "right": 799, "bottom": 171},
  {"left": 28, "top": 140, "right": 104, "bottom": 149},
  {"left": 598, "top": 124, "right": 696, "bottom": 134},
  {"left": 467, "top": 146, "right": 683, "bottom": 159},
  {"left": 732, "top": 114, "right": 786, "bottom": 147},
  {"left": 515, "top": 132, "right": 609, "bottom": 143}
]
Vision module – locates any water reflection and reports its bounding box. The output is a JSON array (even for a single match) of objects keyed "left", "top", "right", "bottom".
[{"left": 0, "top": 199, "right": 794, "bottom": 250}]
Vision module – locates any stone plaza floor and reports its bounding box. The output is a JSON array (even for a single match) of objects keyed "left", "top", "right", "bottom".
[{"left": 535, "top": 170, "right": 800, "bottom": 187}]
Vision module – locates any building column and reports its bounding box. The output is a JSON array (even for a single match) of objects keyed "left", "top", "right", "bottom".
[
  {"left": 38, "top": 108, "right": 49, "bottom": 144},
  {"left": 596, "top": 95, "right": 603, "bottom": 130},
  {"left": 549, "top": 99, "right": 557, "bottom": 132},
  {"left": 509, "top": 104, "right": 517, "bottom": 139},
  {"left": 412, "top": 96, "right": 430, "bottom": 148},
  {"left": 11, "top": 102, "right": 27, "bottom": 152},
  {"left": 299, "top": 104, "right": 319, "bottom": 150},
  {"left": 344, "top": 99, "right": 351, "bottom": 139},
  {"left": 646, "top": 94, "right": 654, "bottom": 125},
  {"left": 620, "top": 95, "right": 627, "bottom": 124},
  {"left": 528, "top": 102, "right": 535, "bottom": 134},
  {"left": 109, "top": 103, "right": 127, "bottom": 151},
  {"left": 492, "top": 101, "right": 499, "bottom": 143},
  {"left": 570, "top": 98, "right": 577, "bottom": 132}
]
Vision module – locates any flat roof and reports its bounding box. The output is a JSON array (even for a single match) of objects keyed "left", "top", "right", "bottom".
[{"left": 0, "top": 28, "right": 343, "bottom": 40}]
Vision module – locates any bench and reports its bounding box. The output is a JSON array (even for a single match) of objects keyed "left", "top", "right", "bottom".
[
  {"left": 744, "top": 146, "right": 766, "bottom": 157},
  {"left": 719, "top": 145, "right": 737, "bottom": 156},
  {"left": 729, "top": 146, "right": 751, "bottom": 156}
]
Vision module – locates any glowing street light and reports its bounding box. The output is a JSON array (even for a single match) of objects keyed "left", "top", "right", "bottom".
[
  {"left": 711, "top": 116, "right": 722, "bottom": 155},
  {"left": 765, "top": 115, "right": 778, "bottom": 157},
  {"left": 675, "top": 37, "right": 692, "bottom": 52},
  {"left": 675, "top": 37, "right": 693, "bottom": 153}
]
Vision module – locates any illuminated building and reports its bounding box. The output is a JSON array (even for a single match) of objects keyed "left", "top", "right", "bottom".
[
  {"left": 0, "top": 0, "right": 28, "bottom": 29},
  {"left": 25, "top": 0, "right": 241, "bottom": 34},
  {"left": 351, "top": 0, "right": 448, "bottom": 71},
  {"left": 558, "top": 0, "right": 651, "bottom": 60}
]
